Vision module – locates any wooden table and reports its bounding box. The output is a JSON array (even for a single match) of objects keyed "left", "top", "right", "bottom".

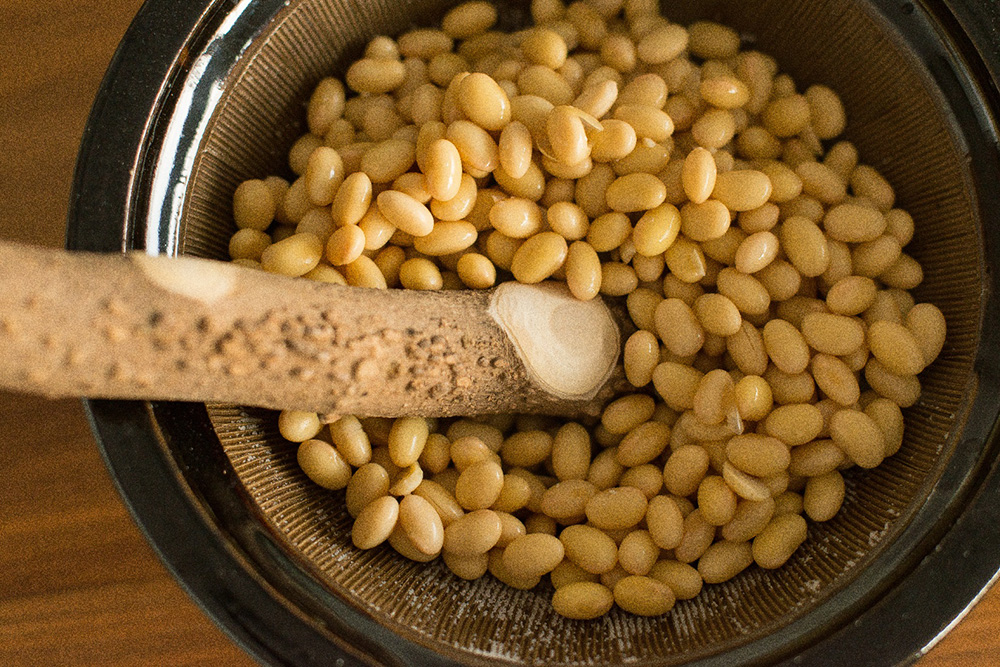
[{"left": 0, "top": 0, "right": 995, "bottom": 664}]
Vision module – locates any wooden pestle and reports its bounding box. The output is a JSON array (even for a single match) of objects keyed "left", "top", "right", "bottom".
[{"left": 0, "top": 242, "right": 625, "bottom": 417}]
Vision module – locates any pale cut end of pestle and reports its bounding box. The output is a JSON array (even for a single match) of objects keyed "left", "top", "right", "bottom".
[{"left": 489, "top": 282, "right": 620, "bottom": 402}]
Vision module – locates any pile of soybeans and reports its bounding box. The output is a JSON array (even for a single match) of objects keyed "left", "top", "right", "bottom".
[{"left": 226, "top": 0, "right": 947, "bottom": 620}]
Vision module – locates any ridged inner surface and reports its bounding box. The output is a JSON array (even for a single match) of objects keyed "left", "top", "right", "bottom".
[{"left": 183, "top": 0, "right": 984, "bottom": 663}]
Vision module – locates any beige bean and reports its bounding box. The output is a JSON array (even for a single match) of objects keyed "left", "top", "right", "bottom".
[
  {"left": 552, "top": 582, "right": 615, "bottom": 619},
  {"left": 550, "top": 559, "right": 600, "bottom": 589},
  {"left": 762, "top": 319, "right": 810, "bottom": 374},
  {"left": 261, "top": 233, "right": 324, "bottom": 277},
  {"left": 906, "top": 302, "right": 947, "bottom": 366},
  {"left": 328, "top": 415, "right": 371, "bottom": 467},
  {"left": 564, "top": 240, "right": 602, "bottom": 300},
  {"left": 278, "top": 409, "right": 322, "bottom": 442},
  {"left": 826, "top": 275, "right": 877, "bottom": 316},
  {"left": 804, "top": 84, "right": 846, "bottom": 139},
  {"left": 345, "top": 463, "right": 390, "bottom": 518},
  {"left": 868, "top": 320, "right": 925, "bottom": 375},
  {"left": 500, "top": 430, "right": 554, "bottom": 468},
  {"left": 680, "top": 200, "right": 731, "bottom": 242},
  {"left": 880, "top": 253, "right": 924, "bottom": 290},
  {"left": 865, "top": 359, "right": 921, "bottom": 408},
  {"left": 442, "top": 0, "right": 497, "bottom": 37},
  {"left": 297, "top": 439, "right": 351, "bottom": 490},
  {"left": 712, "top": 170, "right": 773, "bottom": 212},
  {"left": 734, "top": 375, "right": 773, "bottom": 421},
  {"left": 613, "top": 104, "right": 674, "bottom": 143},
  {"left": 414, "top": 479, "right": 465, "bottom": 527},
  {"left": 617, "top": 421, "right": 672, "bottom": 467},
  {"left": 853, "top": 235, "right": 903, "bottom": 278},
  {"left": 752, "top": 513, "right": 807, "bottom": 568},
  {"left": 851, "top": 165, "right": 896, "bottom": 211},
  {"left": 756, "top": 259, "right": 802, "bottom": 302},
  {"left": 780, "top": 216, "right": 830, "bottom": 277},
  {"left": 228, "top": 229, "right": 270, "bottom": 262},
  {"left": 398, "top": 494, "right": 445, "bottom": 556},
  {"left": 632, "top": 204, "right": 681, "bottom": 256},
  {"left": 624, "top": 330, "right": 660, "bottom": 387},
  {"left": 602, "top": 394, "right": 656, "bottom": 434},
  {"left": 539, "top": 479, "right": 597, "bottom": 523},
  {"left": 811, "top": 354, "right": 860, "bottom": 406},
  {"left": 697, "top": 475, "right": 738, "bottom": 526},
  {"left": 648, "top": 559, "right": 703, "bottom": 600},
  {"left": 765, "top": 403, "right": 824, "bottom": 446},
  {"left": 511, "top": 231, "right": 568, "bottom": 283},
  {"left": 551, "top": 422, "right": 592, "bottom": 481},
  {"left": 801, "top": 312, "right": 866, "bottom": 355},
  {"left": 615, "top": 530, "right": 658, "bottom": 576},
  {"left": 376, "top": 190, "right": 434, "bottom": 237},
  {"left": 795, "top": 161, "right": 846, "bottom": 206},
  {"left": 455, "top": 459, "right": 505, "bottom": 511},
  {"left": 726, "top": 433, "right": 791, "bottom": 477},
  {"left": 443, "top": 509, "right": 502, "bottom": 555},
  {"left": 418, "top": 433, "right": 451, "bottom": 475},
  {"left": 645, "top": 495, "right": 684, "bottom": 550},
  {"left": 446, "top": 119, "right": 499, "bottom": 174},
  {"left": 727, "top": 320, "right": 769, "bottom": 376},
  {"left": 656, "top": 298, "right": 705, "bottom": 357},
  {"left": 585, "top": 486, "right": 648, "bottom": 530},
  {"left": 721, "top": 496, "right": 775, "bottom": 542},
  {"left": 330, "top": 172, "right": 373, "bottom": 227},
  {"left": 662, "top": 445, "right": 710, "bottom": 497},
  {"left": 789, "top": 439, "right": 846, "bottom": 477},
  {"left": 653, "top": 362, "right": 704, "bottom": 411},
  {"left": 824, "top": 203, "right": 886, "bottom": 243},
  {"left": 442, "top": 550, "right": 489, "bottom": 580},
  {"left": 232, "top": 179, "right": 276, "bottom": 231},
  {"left": 547, "top": 105, "right": 589, "bottom": 167},
  {"left": 734, "top": 231, "right": 779, "bottom": 274},
  {"left": 420, "top": 138, "right": 462, "bottom": 202},
  {"left": 636, "top": 23, "right": 689, "bottom": 63},
  {"left": 692, "top": 369, "right": 737, "bottom": 426},
  {"left": 590, "top": 119, "right": 637, "bottom": 163},
  {"left": 762, "top": 94, "right": 810, "bottom": 138},
  {"left": 803, "top": 471, "right": 845, "bottom": 521},
  {"left": 497, "top": 121, "right": 533, "bottom": 180},
  {"left": 560, "top": 523, "right": 619, "bottom": 574},
  {"left": 829, "top": 409, "right": 885, "bottom": 468},
  {"left": 679, "top": 147, "right": 716, "bottom": 204},
  {"left": 387, "top": 417, "right": 429, "bottom": 468},
  {"left": 716, "top": 268, "right": 770, "bottom": 317},
  {"left": 599, "top": 262, "right": 638, "bottom": 296},
  {"left": 674, "top": 509, "right": 716, "bottom": 563},
  {"left": 324, "top": 224, "right": 365, "bottom": 266},
  {"left": 693, "top": 293, "right": 742, "bottom": 337},
  {"left": 346, "top": 58, "right": 407, "bottom": 94},
  {"left": 764, "top": 367, "right": 817, "bottom": 405},
  {"left": 613, "top": 575, "right": 676, "bottom": 616},
  {"left": 502, "top": 533, "right": 564, "bottom": 578},
  {"left": 606, "top": 173, "right": 667, "bottom": 212},
  {"left": 352, "top": 495, "right": 400, "bottom": 549},
  {"left": 586, "top": 211, "right": 631, "bottom": 251},
  {"left": 698, "top": 540, "right": 753, "bottom": 584},
  {"left": 454, "top": 252, "right": 495, "bottom": 289},
  {"left": 489, "top": 197, "right": 543, "bottom": 238},
  {"left": 865, "top": 398, "right": 906, "bottom": 457}
]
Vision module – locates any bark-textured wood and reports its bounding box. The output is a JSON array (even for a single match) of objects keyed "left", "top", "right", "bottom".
[{"left": 0, "top": 242, "right": 622, "bottom": 417}]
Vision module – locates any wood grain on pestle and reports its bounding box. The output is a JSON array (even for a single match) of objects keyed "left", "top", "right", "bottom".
[{"left": 0, "top": 241, "right": 624, "bottom": 417}]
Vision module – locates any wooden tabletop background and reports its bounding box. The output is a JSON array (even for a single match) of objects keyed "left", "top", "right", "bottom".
[{"left": 0, "top": 0, "right": 997, "bottom": 664}]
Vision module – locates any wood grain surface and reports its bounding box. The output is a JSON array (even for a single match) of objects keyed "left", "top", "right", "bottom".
[{"left": 0, "top": 0, "right": 995, "bottom": 665}]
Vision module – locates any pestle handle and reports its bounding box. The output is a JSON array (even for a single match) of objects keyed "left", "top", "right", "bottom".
[{"left": 0, "top": 242, "right": 623, "bottom": 417}]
